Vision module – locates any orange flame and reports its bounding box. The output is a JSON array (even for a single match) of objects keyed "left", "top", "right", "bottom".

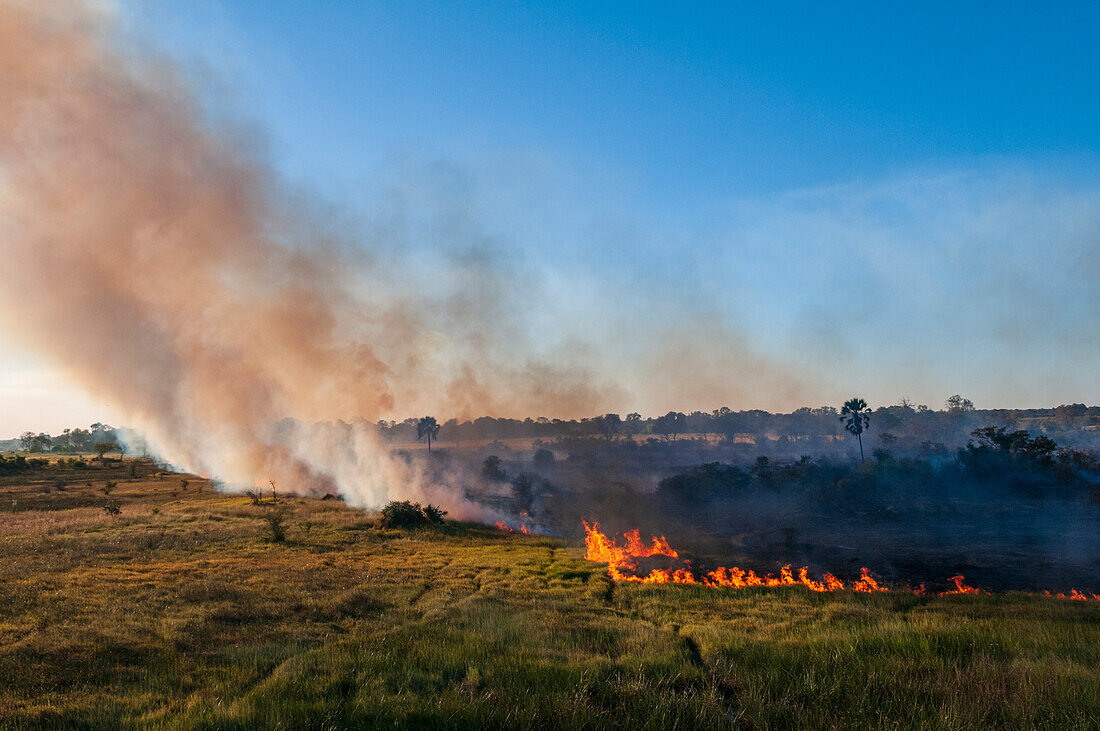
[
  {"left": 1044, "top": 589, "right": 1100, "bottom": 601},
  {"left": 940, "top": 575, "right": 982, "bottom": 596},
  {"left": 852, "top": 567, "right": 888, "bottom": 593},
  {"left": 496, "top": 519, "right": 535, "bottom": 535},
  {"left": 582, "top": 520, "right": 677, "bottom": 572},
  {"left": 580, "top": 521, "right": 1100, "bottom": 601},
  {"left": 583, "top": 521, "right": 875, "bottom": 594}
]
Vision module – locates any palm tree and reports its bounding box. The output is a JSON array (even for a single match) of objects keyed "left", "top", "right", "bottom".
[
  {"left": 416, "top": 416, "right": 441, "bottom": 454},
  {"left": 840, "top": 397, "right": 871, "bottom": 461}
]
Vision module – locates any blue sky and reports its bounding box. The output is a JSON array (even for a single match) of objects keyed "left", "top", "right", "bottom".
[
  {"left": 116, "top": 2, "right": 1095, "bottom": 200},
  {"left": 127, "top": 1, "right": 1099, "bottom": 203},
  {"left": 3, "top": 1, "right": 1099, "bottom": 433}
]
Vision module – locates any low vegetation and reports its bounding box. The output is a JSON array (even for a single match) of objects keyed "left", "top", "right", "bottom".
[
  {"left": 0, "top": 459, "right": 1098, "bottom": 728},
  {"left": 377, "top": 499, "right": 448, "bottom": 528}
]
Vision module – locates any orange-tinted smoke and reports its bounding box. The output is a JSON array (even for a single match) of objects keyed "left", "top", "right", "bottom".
[
  {"left": 0, "top": 1, "right": 813, "bottom": 503},
  {"left": 0, "top": 1, "right": 614, "bottom": 505}
]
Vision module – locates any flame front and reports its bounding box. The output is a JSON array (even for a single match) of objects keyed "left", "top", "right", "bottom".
[
  {"left": 941, "top": 575, "right": 981, "bottom": 596},
  {"left": 582, "top": 520, "right": 1099, "bottom": 601},
  {"left": 583, "top": 520, "right": 867, "bottom": 593},
  {"left": 496, "top": 518, "right": 535, "bottom": 534}
]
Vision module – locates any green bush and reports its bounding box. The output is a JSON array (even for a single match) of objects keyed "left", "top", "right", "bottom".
[
  {"left": 378, "top": 500, "right": 448, "bottom": 528},
  {"left": 422, "top": 503, "right": 448, "bottom": 523}
]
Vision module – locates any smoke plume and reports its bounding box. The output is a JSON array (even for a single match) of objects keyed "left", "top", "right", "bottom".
[{"left": 0, "top": 1, "right": 805, "bottom": 509}]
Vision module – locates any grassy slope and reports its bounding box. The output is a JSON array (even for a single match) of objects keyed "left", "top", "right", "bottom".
[{"left": 1, "top": 463, "right": 1098, "bottom": 729}]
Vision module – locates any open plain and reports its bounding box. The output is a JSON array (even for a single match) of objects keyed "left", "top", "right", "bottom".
[{"left": 2, "top": 458, "right": 1098, "bottom": 729}]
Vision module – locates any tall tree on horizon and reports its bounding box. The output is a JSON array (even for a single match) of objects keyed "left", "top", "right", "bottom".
[
  {"left": 416, "top": 416, "right": 441, "bottom": 454},
  {"left": 840, "top": 397, "right": 871, "bottom": 461}
]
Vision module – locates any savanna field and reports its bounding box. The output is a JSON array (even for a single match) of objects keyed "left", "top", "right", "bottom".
[{"left": 2, "top": 458, "right": 1099, "bottom": 730}]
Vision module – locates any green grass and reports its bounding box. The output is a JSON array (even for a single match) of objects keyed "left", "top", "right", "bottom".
[{"left": 1, "top": 464, "right": 1098, "bottom": 728}]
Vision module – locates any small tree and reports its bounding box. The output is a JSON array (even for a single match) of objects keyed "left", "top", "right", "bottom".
[
  {"left": 481, "top": 455, "right": 507, "bottom": 482},
  {"left": 945, "top": 394, "right": 975, "bottom": 412},
  {"left": 840, "top": 397, "right": 871, "bottom": 461},
  {"left": 94, "top": 441, "right": 117, "bottom": 461},
  {"left": 260, "top": 507, "right": 288, "bottom": 542},
  {"left": 416, "top": 416, "right": 440, "bottom": 453},
  {"left": 598, "top": 413, "right": 622, "bottom": 440},
  {"left": 510, "top": 473, "right": 542, "bottom": 513},
  {"left": 532, "top": 448, "right": 555, "bottom": 469}
]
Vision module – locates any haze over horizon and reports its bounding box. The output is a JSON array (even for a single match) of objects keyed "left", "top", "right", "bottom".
[{"left": 2, "top": 0, "right": 1098, "bottom": 437}]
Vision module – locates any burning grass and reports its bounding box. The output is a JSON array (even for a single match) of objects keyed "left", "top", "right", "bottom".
[
  {"left": 583, "top": 520, "right": 1099, "bottom": 601},
  {"left": 0, "top": 462, "right": 1098, "bottom": 727}
]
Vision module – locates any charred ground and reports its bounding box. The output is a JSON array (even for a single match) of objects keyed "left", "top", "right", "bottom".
[{"left": 447, "top": 420, "right": 1100, "bottom": 596}]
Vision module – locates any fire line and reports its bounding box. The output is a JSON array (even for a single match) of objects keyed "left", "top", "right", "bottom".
[{"left": 582, "top": 520, "right": 1100, "bottom": 600}]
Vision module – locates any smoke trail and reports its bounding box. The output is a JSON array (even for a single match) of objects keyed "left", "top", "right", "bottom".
[{"left": 0, "top": 1, "right": 805, "bottom": 508}]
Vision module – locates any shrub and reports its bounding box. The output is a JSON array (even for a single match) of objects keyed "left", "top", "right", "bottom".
[
  {"left": 422, "top": 504, "right": 448, "bottom": 524},
  {"left": 378, "top": 500, "right": 447, "bottom": 528},
  {"left": 379, "top": 500, "right": 427, "bottom": 528},
  {"left": 532, "top": 448, "right": 555, "bottom": 469},
  {"left": 101, "top": 481, "right": 117, "bottom": 495},
  {"left": 657, "top": 462, "right": 750, "bottom": 502},
  {"left": 103, "top": 501, "right": 121, "bottom": 516},
  {"left": 0, "top": 455, "right": 51, "bottom": 474},
  {"left": 259, "top": 507, "right": 288, "bottom": 542},
  {"left": 481, "top": 455, "right": 507, "bottom": 482}
]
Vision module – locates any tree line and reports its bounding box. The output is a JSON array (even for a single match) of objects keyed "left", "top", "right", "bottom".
[
  {"left": 13, "top": 423, "right": 120, "bottom": 455},
  {"left": 379, "top": 398, "right": 1098, "bottom": 447}
]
